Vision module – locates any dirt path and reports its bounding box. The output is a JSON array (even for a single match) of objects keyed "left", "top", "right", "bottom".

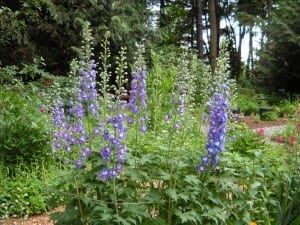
[
  {"left": 1, "top": 213, "right": 54, "bottom": 225},
  {"left": 0, "top": 206, "right": 64, "bottom": 225}
]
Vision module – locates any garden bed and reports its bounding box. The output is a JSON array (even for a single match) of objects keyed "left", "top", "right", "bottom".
[
  {"left": 0, "top": 116, "right": 291, "bottom": 225},
  {"left": 242, "top": 115, "right": 288, "bottom": 129}
]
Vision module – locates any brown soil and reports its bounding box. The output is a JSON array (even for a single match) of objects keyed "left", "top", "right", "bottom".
[
  {"left": 240, "top": 116, "right": 289, "bottom": 129},
  {"left": 1, "top": 213, "right": 53, "bottom": 225},
  {"left": 0, "top": 207, "right": 63, "bottom": 225}
]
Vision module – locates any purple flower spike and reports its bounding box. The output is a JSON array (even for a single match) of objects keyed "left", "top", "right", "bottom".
[
  {"left": 198, "top": 92, "right": 229, "bottom": 172},
  {"left": 128, "top": 68, "right": 148, "bottom": 133}
]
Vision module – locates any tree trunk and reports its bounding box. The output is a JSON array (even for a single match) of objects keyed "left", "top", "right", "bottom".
[
  {"left": 249, "top": 26, "right": 254, "bottom": 70},
  {"left": 195, "top": 0, "right": 204, "bottom": 58},
  {"left": 246, "top": 25, "right": 254, "bottom": 77},
  {"left": 208, "top": 0, "right": 217, "bottom": 75},
  {"left": 236, "top": 25, "right": 246, "bottom": 80},
  {"left": 160, "top": 0, "right": 166, "bottom": 27}
]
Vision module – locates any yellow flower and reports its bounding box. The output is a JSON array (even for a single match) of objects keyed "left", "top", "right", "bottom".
[{"left": 250, "top": 222, "right": 257, "bottom": 225}]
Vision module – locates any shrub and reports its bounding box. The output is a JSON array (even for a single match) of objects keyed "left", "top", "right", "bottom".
[
  {"left": 278, "top": 99, "right": 297, "bottom": 117},
  {"left": 0, "top": 86, "right": 51, "bottom": 173},
  {"left": 261, "top": 111, "right": 278, "bottom": 121},
  {"left": 227, "top": 125, "right": 265, "bottom": 155},
  {"left": 0, "top": 163, "right": 64, "bottom": 218},
  {"left": 236, "top": 96, "right": 260, "bottom": 115}
]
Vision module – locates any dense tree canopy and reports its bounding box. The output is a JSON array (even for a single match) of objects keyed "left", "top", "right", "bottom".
[
  {"left": 0, "top": 0, "right": 299, "bottom": 94},
  {"left": 0, "top": 0, "right": 149, "bottom": 75},
  {"left": 256, "top": 0, "right": 300, "bottom": 94}
]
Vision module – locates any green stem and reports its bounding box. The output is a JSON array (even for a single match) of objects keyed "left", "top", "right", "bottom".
[
  {"left": 167, "top": 165, "right": 174, "bottom": 225},
  {"left": 74, "top": 176, "right": 84, "bottom": 220},
  {"left": 113, "top": 177, "right": 120, "bottom": 224}
]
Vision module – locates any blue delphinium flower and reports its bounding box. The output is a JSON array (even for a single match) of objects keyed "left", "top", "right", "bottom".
[
  {"left": 51, "top": 97, "right": 69, "bottom": 152},
  {"left": 165, "top": 86, "right": 188, "bottom": 133},
  {"left": 78, "top": 60, "right": 99, "bottom": 117},
  {"left": 198, "top": 93, "right": 229, "bottom": 172},
  {"left": 50, "top": 61, "right": 99, "bottom": 168},
  {"left": 97, "top": 111, "right": 128, "bottom": 181},
  {"left": 128, "top": 68, "right": 147, "bottom": 133}
]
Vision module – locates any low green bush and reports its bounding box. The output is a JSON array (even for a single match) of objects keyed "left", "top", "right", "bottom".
[
  {"left": 278, "top": 99, "right": 297, "bottom": 117},
  {"left": 0, "top": 163, "right": 64, "bottom": 219},
  {"left": 227, "top": 125, "right": 265, "bottom": 154},
  {"left": 0, "top": 171, "right": 47, "bottom": 218},
  {"left": 261, "top": 111, "right": 279, "bottom": 121},
  {"left": 0, "top": 86, "right": 51, "bottom": 173},
  {"left": 236, "top": 96, "right": 260, "bottom": 115}
]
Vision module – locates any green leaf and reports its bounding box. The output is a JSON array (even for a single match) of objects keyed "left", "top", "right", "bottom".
[
  {"left": 184, "top": 175, "right": 201, "bottom": 185},
  {"left": 175, "top": 209, "right": 201, "bottom": 224},
  {"left": 165, "top": 188, "right": 178, "bottom": 201}
]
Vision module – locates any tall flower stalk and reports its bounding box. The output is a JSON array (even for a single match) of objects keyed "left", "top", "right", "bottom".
[
  {"left": 128, "top": 45, "right": 148, "bottom": 134},
  {"left": 51, "top": 60, "right": 99, "bottom": 168},
  {"left": 97, "top": 46, "right": 130, "bottom": 181},
  {"left": 198, "top": 89, "right": 229, "bottom": 172},
  {"left": 162, "top": 49, "right": 197, "bottom": 225}
]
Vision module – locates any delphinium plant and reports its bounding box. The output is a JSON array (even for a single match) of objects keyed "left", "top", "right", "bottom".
[
  {"left": 197, "top": 41, "right": 235, "bottom": 173},
  {"left": 197, "top": 91, "right": 229, "bottom": 172},
  {"left": 50, "top": 21, "right": 151, "bottom": 224}
]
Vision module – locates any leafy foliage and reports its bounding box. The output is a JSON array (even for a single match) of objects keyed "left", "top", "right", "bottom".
[
  {"left": 0, "top": 86, "right": 51, "bottom": 172},
  {"left": 0, "top": 0, "right": 150, "bottom": 76},
  {"left": 256, "top": 0, "right": 300, "bottom": 94},
  {"left": 48, "top": 26, "right": 300, "bottom": 225}
]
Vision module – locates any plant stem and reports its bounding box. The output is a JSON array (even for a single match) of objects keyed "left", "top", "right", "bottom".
[
  {"left": 167, "top": 165, "right": 174, "bottom": 225},
  {"left": 74, "top": 176, "right": 84, "bottom": 220},
  {"left": 113, "top": 177, "right": 120, "bottom": 224}
]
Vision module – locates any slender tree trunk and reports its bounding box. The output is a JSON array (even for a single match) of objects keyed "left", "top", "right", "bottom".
[
  {"left": 191, "top": 2, "right": 195, "bottom": 49},
  {"left": 208, "top": 0, "right": 217, "bottom": 75},
  {"left": 234, "top": 25, "right": 245, "bottom": 80},
  {"left": 248, "top": 26, "right": 254, "bottom": 71},
  {"left": 250, "top": 27, "right": 254, "bottom": 70},
  {"left": 246, "top": 26, "right": 254, "bottom": 77},
  {"left": 160, "top": 0, "right": 166, "bottom": 27},
  {"left": 195, "top": 0, "right": 204, "bottom": 58}
]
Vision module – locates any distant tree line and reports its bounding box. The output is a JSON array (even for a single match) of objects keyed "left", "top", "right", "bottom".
[{"left": 0, "top": 0, "right": 299, "bottom": 94}]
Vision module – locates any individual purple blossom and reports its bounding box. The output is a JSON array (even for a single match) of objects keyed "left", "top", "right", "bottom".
[
  {"left": 198, "top": 93, "right": 229, "bottom": 172},
  {"left": 140, "top": 115, "right": 147, "bottom": 133},
  {"left": 101, "top": 146, "right": 112, "bottom": 163},
  {"left": 98, "top": 168, "right": 118, "bottom": 181},
  {"left": 75, "top": 159, "right": 84, "bottom": 168},
  {"left": 81, "top": 147, "right": 91, "bottom": 159},
  {"left": 165, "top": 113, "right": 173, "bottom": 122}
]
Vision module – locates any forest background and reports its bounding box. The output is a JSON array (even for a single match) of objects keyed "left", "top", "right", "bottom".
[{"left": 0, "top": 0, "right": 299, "bottom": 95}]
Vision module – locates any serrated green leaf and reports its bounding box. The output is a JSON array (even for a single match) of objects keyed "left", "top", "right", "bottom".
[
  {"left": 165, "top": 188, "right": 178, "bottom": 201},
  {"left": 184, "top": 174, "right": 201, "bottom": 185}
]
